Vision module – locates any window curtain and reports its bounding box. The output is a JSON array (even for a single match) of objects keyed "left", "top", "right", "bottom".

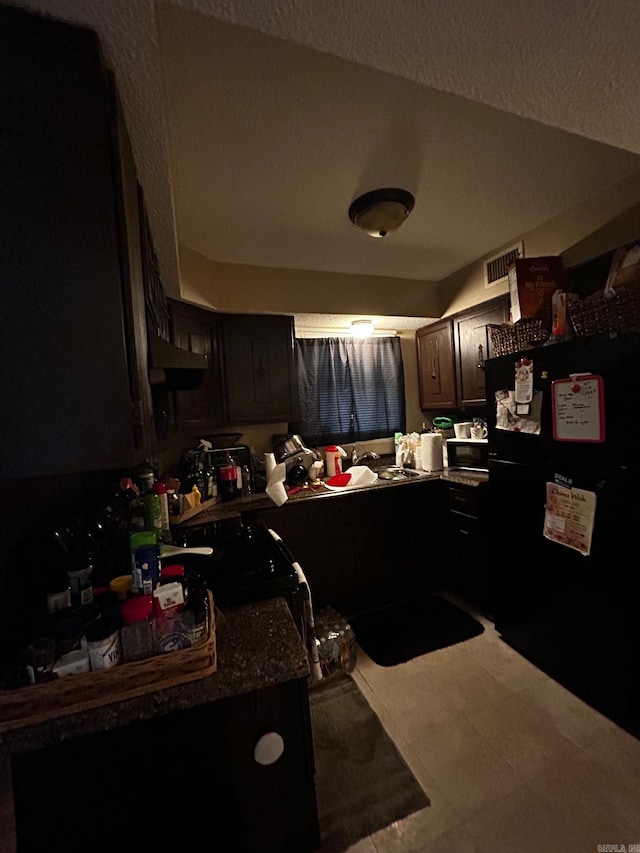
[{"left": 290, "top": 337, "right": 406, "bottom": 446}]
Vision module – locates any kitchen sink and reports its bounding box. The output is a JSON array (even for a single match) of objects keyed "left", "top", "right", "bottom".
[{"left": 376, "top": 467, "right": 422, "bottom": 481}]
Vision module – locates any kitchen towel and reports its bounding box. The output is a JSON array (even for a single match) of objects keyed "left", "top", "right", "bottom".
[{"left": 420, "top": 432, "right": 443, "bottom": 472}]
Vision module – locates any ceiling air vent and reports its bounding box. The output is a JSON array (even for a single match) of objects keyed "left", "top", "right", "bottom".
[{"left": 483, "top": 242, "right": 524, "bottom": 288}]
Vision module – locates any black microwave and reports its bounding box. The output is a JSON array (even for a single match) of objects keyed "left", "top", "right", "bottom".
[{"left": 446, "top": 438, "right": 489, "bottom": 471}]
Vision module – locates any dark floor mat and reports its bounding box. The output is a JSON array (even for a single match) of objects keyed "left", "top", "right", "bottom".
[{"left": 350, "top": 594, "right": 485, "bottom": 667}]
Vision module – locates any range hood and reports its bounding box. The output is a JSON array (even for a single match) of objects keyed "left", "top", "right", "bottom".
[{"left": 148, "top": 334, "right": 208, "bottom": 390}]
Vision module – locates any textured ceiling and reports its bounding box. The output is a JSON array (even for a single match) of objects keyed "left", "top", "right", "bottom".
[{"left": 9, "top": 0, "right": 640, "bottom": 299}]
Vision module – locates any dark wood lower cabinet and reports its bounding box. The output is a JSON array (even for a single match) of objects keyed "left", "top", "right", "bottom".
[
  {"left": 260, "top": 480, "right": 450, "bottom": 618},
  {"left": 12, "top": 678, "right": 318, "bottom": 853},
  {"left": 446, "top": 482, "right": 493, "bottom": 614}
]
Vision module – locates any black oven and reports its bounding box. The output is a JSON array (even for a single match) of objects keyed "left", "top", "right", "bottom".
[{"left": 172, "top": 514, "right": 304, "bottom": 637}]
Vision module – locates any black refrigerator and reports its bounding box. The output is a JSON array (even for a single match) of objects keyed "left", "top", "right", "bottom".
[{"left": 484, "top": 331, "right": 640, "bottom": 736}]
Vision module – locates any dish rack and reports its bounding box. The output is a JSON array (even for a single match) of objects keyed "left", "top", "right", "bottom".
[{"left": 0, "top": 592, "right": 217, "bottom": 734}]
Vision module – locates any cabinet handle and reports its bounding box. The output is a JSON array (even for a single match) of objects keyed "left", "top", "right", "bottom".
[
  {"left": 431, "top": 357, "right": 437, "bottom": 380},
  {"left": 477, "top": 344, "right": 484, "bottom": 370}
]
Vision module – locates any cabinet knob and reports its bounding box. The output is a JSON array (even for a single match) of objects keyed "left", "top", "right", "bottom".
[{"left": 254, "top": 731, "right": 285, "bottom": 765}]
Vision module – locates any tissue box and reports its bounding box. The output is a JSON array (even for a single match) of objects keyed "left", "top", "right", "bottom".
[{"left": 509, "top": 256, "right": 564, "bottom": 323}]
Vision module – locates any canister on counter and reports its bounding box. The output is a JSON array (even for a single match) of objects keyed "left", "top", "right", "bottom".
[
  {"left": 159, "top": 564, "right": 188, "bottom": 601},
  {"left": 130, "top": 531, "right": 160, "bottom": 596},
  {"left": 86, "top": 619, "right": 122, "bottom": 670},
  {"left": 66, "top": 562, "right": 94, "bottom": 607},
  {"left": 120, "top": 595, "right": 154, "bottom": 662}
]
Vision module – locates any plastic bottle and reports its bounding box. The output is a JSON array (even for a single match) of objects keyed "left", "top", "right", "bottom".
[
  {"left": 167, "top": 489, "right": 182, "bottom": 518},
  {"left": 144, "top": 493, "right": 163, "bottom": 543},
  {"left": 185, "top": 571, "right": 209, "bottom": 646},
  {"left": 394, "top": 432, "right": 403, "bottom": 466},
  {"left": 218, "top": 453, "right": 237, "bottom": 502},
  {"left": 198, "top": 439, "right": 217, "bottom": 501},
  {"left": 240, "top": 465, "right": 252, "bottom": 500},
  {"left": 195, "top": 456, "right": 207, "bottom": 500},
  {"left": 152, "top": 481, "right": 172, "bottom": 543},
  {"left": 203, "top": 456, "right": 217, "bottom": 501},
  {"left": 130, "top": 531, "right": 160, "bottom": 596}
]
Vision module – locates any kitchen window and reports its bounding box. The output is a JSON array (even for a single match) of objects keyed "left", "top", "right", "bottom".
[{"left": 290, "top": 337, "right": 406, "bottom": 446}]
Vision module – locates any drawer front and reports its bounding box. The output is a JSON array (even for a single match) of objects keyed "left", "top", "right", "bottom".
[
  {"left": 450, "top": 510, "right": 479, "bottom": 538},
  {"left": 448, "top": 486, "right": 480, "bottom": 517}
]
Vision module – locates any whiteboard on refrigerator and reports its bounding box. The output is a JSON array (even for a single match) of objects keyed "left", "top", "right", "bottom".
[{"left": 551, "top": 375, "right": 605, "bottom": 442}]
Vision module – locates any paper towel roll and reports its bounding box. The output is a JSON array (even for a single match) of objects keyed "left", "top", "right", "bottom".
[
  {"left": 266, "top": 462, "right": 288, "bottom": 506},
  {"left": 264, "top": 452, "right": 277, "bottom": 478},
  {"left": 421, "top": 432, "right": 443, "bottom": 472}
]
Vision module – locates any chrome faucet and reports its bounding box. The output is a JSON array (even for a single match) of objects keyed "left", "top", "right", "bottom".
[{"left": 351, "top": 444, "right": 381, "bottom": 466}]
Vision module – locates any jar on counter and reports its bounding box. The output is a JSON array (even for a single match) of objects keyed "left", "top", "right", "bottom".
[
  {"left": 120, "top": 595, "right": 154, "bottom": 663},
  {"left": 159, "top": 564, "right": 188, "bottom": 601},
  {"left": 86, "top": 618, "right": 121, "bottom": 670},
  {"left": 67, "top": 562, "right": 94, "bottom": 608}
]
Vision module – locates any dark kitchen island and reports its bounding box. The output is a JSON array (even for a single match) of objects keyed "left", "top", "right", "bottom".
[{"left": 1, "top": 598, "right": 319, "bottom": 853}]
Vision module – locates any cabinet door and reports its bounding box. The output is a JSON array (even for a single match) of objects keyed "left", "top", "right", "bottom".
[
  {"left": 110, "top": 83, "right": 155, "bottom": 458},
  {"left": 416, "top": 320, "right": 457, "bottom": 410},
  {"left": 221, "top": 314, "right": 296, "bottom": 424},
  {"left": 170, "top": 300, "right": 223, "bottom": 431},
  {"left": 0, "top": 7, "right": 140, "bottom": 479},
  {"left": 454, "top": 296, "right": 509, "bottom": 407}
]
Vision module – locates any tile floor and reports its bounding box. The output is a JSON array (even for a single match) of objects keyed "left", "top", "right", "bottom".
[{"left": 344, "top": 593, "right": 640, "bottom": 852}]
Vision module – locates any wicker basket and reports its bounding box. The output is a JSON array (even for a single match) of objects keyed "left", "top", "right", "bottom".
[
  {"left": 0, "top": 592, "right": 217, "bottom": 734},
  {"left": 488, "top": 317, "right": 550, "bottom": 358},
  {"left": 568, "top": 287, "right": 640, "bottom": 337}
]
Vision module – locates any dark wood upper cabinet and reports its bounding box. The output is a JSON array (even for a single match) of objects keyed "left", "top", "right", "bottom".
[
  {"left": 453, "top": 295, "right": 509, "bottom": 408},
  {"left": 0, "top": 6, "right": 153, "bottom": 479},
  {"left": 416, "top": 295, "right": 509, "bottom": 412},
  {"left": 220, "top": 314, "right": 296, "bottom": 425},
  {"left": 416, "top": 319, "right": 457, "bottom": 410},
  {"left": 169, "top": 299, "right": 223, "bottom": 432},
  {"left": 168, "top": 305, "right": 296, "bottom": 431}
]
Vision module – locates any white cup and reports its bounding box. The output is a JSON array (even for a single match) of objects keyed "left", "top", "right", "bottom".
[
  {"left": 453, "top": 422, "right": 472, "bottom": 439},
  {"left": 470, "top": 424, "right": 488, "bottom": 440},
  {"left": 308, "top": 461, "right": 323, "bottom": 481}
]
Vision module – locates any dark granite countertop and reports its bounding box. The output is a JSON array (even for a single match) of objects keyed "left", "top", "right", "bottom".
[
  {"left": 0, "top": 597, "right": 309, "bottom": 758},
  {"left": 177, "top": 463, "right": 487, "bottom": 526}
]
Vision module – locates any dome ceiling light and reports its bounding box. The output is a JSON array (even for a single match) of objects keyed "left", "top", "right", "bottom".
[
  {"left": 350, "top": 319, "right": 375, "bottom": 338},
  {"left": 348, "top": 188, "right": 415, "bottom": 238}
]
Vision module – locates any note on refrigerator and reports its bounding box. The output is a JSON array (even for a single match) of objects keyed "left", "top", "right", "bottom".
[{"left": 543, "top": 482, "right": 596, "bottom": 556}]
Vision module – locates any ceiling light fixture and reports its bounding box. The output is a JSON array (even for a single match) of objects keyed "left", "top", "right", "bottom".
[
  {"left": 348, "top": 187, "right": 415, "bottom": 238},
  {"left": 351, "top": 319, "right": 375, "bottom": 338}
]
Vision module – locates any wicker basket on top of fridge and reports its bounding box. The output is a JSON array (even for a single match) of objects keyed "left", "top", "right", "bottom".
[{"left": 567, "top": 243, "right": 640, "bottom": 337}]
